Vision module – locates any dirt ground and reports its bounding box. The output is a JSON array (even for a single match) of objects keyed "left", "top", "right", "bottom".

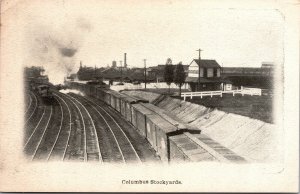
[{"left": 178, "top": 94, "right": 273, "bottom": 124}]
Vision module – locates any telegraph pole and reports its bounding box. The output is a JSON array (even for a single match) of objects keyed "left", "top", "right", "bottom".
[
  {"left": 196, "top": 48, "right": 202, "bottom": 91},
  {"left": 119, "top": 60, "right": 123, "bottom": 83},
  {"left": 144, "top": 59, "right": 147, "bottom": 89}
]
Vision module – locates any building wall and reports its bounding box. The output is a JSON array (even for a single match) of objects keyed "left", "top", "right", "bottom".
[
  {"left": 188, "top": 61, "right": 199, "bottom": 77},
  {"left": 188, "top": 61, "right": 221, "bottom": 78},
  {"left": 188, "top": 61, "right": 204, "bottom": 77}
]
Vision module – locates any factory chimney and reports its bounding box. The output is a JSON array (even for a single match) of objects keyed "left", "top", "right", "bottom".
[{"left": 124, "top": 53, "right": 127, "bottom": 68}]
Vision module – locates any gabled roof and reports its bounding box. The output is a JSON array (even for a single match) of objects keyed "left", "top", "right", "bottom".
[{"left": 191, "top": 59, "right": 221, "bottom": 68}]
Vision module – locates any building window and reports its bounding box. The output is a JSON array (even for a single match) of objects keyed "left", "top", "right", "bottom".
[
  {"left": 213, "top": 68, "right": 217, "bottom": 77},
  {"left": 207, "top": 68, "right": 213, "bottom": 77},
  {"left": 203, "top": 68, "right": 207, "bottom": 77}
]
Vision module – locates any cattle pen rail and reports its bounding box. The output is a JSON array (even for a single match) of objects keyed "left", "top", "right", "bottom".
[{"left": 181, "top": 87, "right": 262, "bottom": 101}]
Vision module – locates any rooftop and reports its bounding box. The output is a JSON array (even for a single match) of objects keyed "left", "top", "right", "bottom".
[{"left": 191, "top": 59, "right": 221, "bottom": 68}]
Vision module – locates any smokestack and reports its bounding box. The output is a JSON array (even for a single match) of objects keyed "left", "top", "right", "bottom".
[{"left": 124, "top": 53, "right": 127, "bottom": 68}]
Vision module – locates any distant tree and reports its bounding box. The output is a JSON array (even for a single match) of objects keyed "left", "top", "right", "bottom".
[
  {"left": 174, "top": 62, "right": 186, "bottom": 96},
  {"left": 164, "top": 58, "right": 174, "bottom": 94}
]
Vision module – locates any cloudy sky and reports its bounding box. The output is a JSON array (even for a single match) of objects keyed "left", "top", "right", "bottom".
[{"left": 15, "top": 0, "right": 284, "bottom": 82}]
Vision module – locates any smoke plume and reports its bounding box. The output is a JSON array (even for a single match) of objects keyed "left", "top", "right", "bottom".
[{"left": 25, "top": 17, "right": 92, "bottom": 85}]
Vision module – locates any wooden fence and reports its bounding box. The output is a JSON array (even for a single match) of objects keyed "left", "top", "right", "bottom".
[{"left": 181, "top": 87, "right": 262, "bottom": 101}]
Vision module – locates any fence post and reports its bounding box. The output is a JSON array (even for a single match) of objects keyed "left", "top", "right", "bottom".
[
  {"left": 183, "top": 94, "right": 186, "bottom": 101},
  {"left": 191, "top": 93, "right": 193, "bottom": 99}
]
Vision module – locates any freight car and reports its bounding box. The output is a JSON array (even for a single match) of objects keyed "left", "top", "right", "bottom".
[{"left": 65, "top": 81, "right": 212, "bottom": 162}]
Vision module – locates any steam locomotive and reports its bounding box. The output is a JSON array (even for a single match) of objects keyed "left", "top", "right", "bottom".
[
  {"left": 27, "top": 76, "right": 54, "bottom": 100},
  {"left": 37, "top": 85, "right": 53, "bottom": 99}
]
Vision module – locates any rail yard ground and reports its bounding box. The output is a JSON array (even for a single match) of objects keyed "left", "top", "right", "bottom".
[{"left": 24, "top": 90, "right": 160, "bottom": 163}]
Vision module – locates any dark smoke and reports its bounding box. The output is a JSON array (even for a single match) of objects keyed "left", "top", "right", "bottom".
[
  {"left": 25, "top": 16, "right": 92, "bottom": 84},
  {"left": 59, "top": 47, "right": 78, "bottom": 57}
]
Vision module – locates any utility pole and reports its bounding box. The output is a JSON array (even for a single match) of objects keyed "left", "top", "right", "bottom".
[
  {"left": 196, "top": 48, "right": 203, "bottom": 91},
  {"left": 119, "top": 60, "right": 123, "bottom": 83},
  {"left": 144, "top": 59, "right": 147, "bottom": 89}
]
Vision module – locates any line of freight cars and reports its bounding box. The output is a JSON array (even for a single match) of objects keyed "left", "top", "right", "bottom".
[{"left": 65, "top": 81, "right": 202, "bottom": 162}]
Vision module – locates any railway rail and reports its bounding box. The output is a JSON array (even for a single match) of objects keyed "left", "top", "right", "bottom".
[
  {"left": 25, "top": 91, "right": 38, "bottom": 124},
  {"left": 25, "top": 93, "right": 32, "bottom": 114},
  {"left": 70, "top": 94, "right": 142, "bottom": 163},
  {"left": 24, "top": 105, "right": 53, "bottom": 160},
  {"left": 63, "top": 93, "right": 102, "bottom": 162},
  {"left": 24, "top": 89, "right": 156, "bottom": 163}
]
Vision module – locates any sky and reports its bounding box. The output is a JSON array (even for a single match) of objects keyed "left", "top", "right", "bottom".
[{"left": 17, "top": 0, "right": 284, "bottom": 83}]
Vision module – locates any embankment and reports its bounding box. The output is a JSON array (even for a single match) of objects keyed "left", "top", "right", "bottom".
[{"left": 121, "top": 90, "right": 282, "bottom": 163}]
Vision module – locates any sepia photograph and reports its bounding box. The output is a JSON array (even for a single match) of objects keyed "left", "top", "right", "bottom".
[{"left": 0, "top": 0, "right": 299, "bottom": 192}]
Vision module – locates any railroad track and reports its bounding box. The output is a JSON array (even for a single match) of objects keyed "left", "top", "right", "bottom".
[
  {"left": 23, "top": 105, "right": 53, "bottom": 160},
  {"left": 24, "top": 90, "right": 157, "bottom": 163},
  {"left": 65, "top": 94, "right": 102, "bottom": 162},
  {"left": 54, "top": 92, "right": 102, "bottom": 162},
  {"left": 83, "top": 95, "right": 159, "bottom": 163},
  {"left": 32, "top": 97, "right": 65, "bottom": 161},
  {"left": 70, "top": 94, "right": 142, "bottom": 163},
  {"left": 25, "top": 92, "right": 32, "bottom": 114},
  {"left": 46, "top": 94, "right": 72, "bottom": 161},
  {"left": 25, "top": 91, "right": 38, "bottom": 124}
]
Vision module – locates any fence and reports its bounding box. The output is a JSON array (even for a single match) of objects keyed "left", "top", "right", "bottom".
[{"left": 181, "top": 87, "right": 262, "bottom": 101}]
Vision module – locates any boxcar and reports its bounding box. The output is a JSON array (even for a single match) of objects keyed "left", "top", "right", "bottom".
[
  {"left": 95, "top": 87, "right": 102, "bottom": 100},
  {"left": 102, "top": 89, "right": 113, "bottom": 106},
  {"left": 119, "top": 95, "right": 135, "bottom": 121},
  {"left": 105, "top": 90, "right": 112, "bottom": 105},
  {"left": 109, "top": 90, "right": 122, "bottom": 112},
  {"left": 96, "top": 87, "right": 107, "bottom": 101},
  {"left": 131, "top": 104, "right": 154, "bottom": 137},
  {"left": 140, "top": 103, "right": 192, "bottom": 131},
  {"left": 120, "top": 93, "right": 149, "bottom": 122},
  {"left": 169, "top": 134, "right": 214, "bottom": 162},
  {"left": 145, "top": 114, "right": 177, "bottom": 161}
]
